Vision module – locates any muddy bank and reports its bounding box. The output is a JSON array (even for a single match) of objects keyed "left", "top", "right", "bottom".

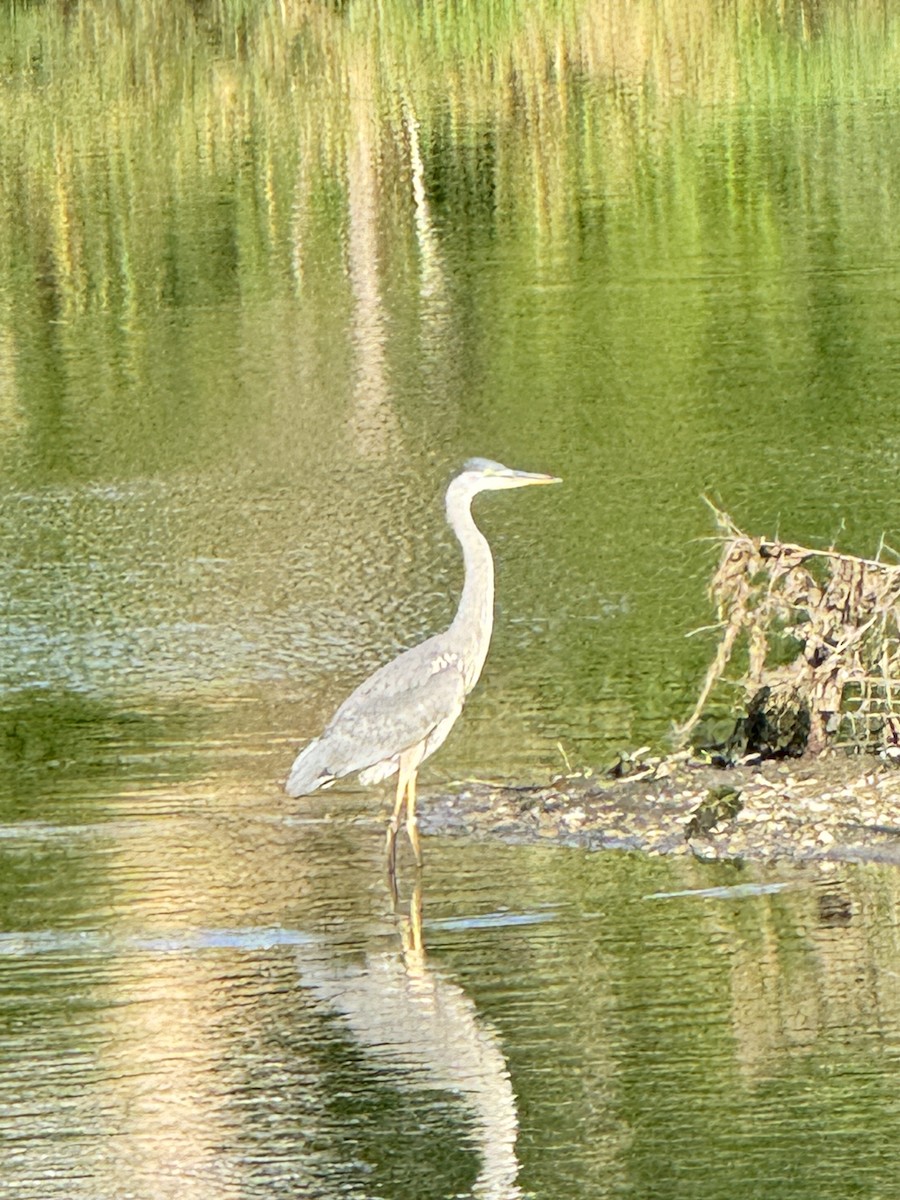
[{"left": 418, "top": 755, "right": 900, "bottom": 866}]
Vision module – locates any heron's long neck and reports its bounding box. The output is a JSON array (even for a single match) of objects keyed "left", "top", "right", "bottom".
[{"left": 446, "top": 488, "right": 494, "bottom": 693}]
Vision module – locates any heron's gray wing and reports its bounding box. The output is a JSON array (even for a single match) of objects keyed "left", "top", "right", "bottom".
[{"left": 319, "top": 640, "right": 467, "bottom": 780}]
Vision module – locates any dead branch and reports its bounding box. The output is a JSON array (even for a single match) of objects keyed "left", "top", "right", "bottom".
[{"left": 678, "top": 505, "right": 900, "bottom": 755}]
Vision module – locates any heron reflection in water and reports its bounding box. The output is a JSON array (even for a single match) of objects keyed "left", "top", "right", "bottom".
[
  {"left": 286, "top": 458, "right": 560, "bottom": 865},
  {"left": 296, "top": 880, "right": 523, "bottom": 1197}
]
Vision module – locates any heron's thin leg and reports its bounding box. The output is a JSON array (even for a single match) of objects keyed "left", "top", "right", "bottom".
[
  {"left": 386, "top": 759, "right": 411, "bottom": 866},
  {"left": 405, "top": 769, "right": 422, "bottom": 864},
  {"left": 386, "top": 856, "right": 400, "bottom": 906},
  {"left": 409, "top": 880, "right": 423, "bottom": 955},
  {"left": 399, "top": 880, "right": 425, "bottom": 968}
]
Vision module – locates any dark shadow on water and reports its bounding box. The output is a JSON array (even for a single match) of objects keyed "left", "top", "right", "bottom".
[{"left": 0, "top": 688, "right": 204, "bottom": 816}]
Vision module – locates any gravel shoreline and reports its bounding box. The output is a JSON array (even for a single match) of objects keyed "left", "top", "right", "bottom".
[{"left": 418, "top": 755, "right": 900, "bottom": 866}]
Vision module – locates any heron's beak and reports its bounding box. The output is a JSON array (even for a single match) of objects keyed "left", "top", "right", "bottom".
[{"left": 511, "top": 470, "right": 562, "bottom": 486}]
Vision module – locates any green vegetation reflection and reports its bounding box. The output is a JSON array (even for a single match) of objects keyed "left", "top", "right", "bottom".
[
  {"left": 4, "top": 1, "right": 900, "bottom": 751},
  {"left": 3, "top": 0, "right": 900, "bottom": 449}
]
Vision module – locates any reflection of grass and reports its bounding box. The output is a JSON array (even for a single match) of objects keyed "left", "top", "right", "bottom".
[
  {"left": 2, "top": 0, "right": 900, "bottom": 574},
  {"left": 2, "top": 0, "right": 900, "bottom": 321}
]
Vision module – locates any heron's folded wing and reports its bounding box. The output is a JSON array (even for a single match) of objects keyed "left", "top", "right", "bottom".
[{"left": 320, "top": 645, "right": 467, "bottom": 778}]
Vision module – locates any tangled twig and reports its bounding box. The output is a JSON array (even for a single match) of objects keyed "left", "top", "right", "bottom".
[{"left": 678, "top": 504, "right": 900, "bottom": 754}]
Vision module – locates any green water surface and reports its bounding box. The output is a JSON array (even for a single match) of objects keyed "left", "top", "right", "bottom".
[{"left": 2, "top": 3, "right": 900, "bottom": 1197}]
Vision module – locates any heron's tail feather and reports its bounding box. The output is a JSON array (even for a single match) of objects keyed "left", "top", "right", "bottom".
[{"left": 285, "top": 738, "right": 335, "bottom": 798}]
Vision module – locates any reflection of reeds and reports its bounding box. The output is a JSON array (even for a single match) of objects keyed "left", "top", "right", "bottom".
[
  {"left": 1, "top": 0, "right": 899, "bottom": 483},
  {"left": 721, "top": 866, "right": 900, "bottom": 1084},
  {"left": 3, "top": 0, "right": 900, "bottom": 320}
]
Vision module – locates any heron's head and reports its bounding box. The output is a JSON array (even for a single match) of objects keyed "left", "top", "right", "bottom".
[{"left": 458, "top": 457, "right": 562, "bottom": 493}]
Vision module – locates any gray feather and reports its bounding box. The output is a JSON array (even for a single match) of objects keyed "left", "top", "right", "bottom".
[
  {"left": 285, "top": 638, "right": 466, "bottom": 796},
  {"left": 285, "top": 737, "right": 335, "bottom": 798}
]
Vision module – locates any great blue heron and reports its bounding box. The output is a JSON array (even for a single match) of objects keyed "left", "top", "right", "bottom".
[{"left": 285, "top": 458, "right": 560, "bottom": 864}]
